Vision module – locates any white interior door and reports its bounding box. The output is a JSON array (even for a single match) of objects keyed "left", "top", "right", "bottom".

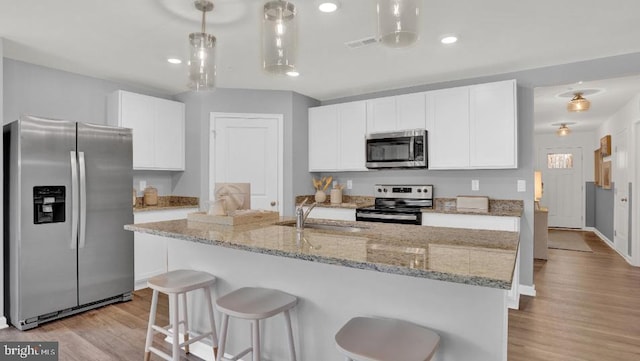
[
  {"left": 614, "top": 129, "right": 629, "bottom": 256},
  {"left": 538, "top": 147, "right": 583, "bottom": 228},
  {"left": 210, "top": 113, "right": 283, "bottom": 214}
]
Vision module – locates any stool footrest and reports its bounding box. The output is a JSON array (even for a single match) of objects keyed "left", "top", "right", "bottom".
[
  {"left": 221, "top": 346, "right": 252, "bottom": 361},
  {"left": 152, "top": 321, "right": 188, "bottom": 337},
  {"left": 180, "top": 332, "right": 213, "bottom": 347},
  {"left": 148, "top": 346, "right": 174, "bottom": 361}
]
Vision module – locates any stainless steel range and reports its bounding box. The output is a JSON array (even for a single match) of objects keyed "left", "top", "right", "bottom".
[{"left": 356, "top": 185, "right": 433, "bottom": 225}]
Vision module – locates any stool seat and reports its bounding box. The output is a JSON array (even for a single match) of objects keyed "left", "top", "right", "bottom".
[
  {"left": 216, "top": 287, "right": 297, "bottom": 320},
  {"left": 335, "top": 317, "right": 440, "bottom": 361},
  {"left": 148, "top": 269, "right": 216, "bottom": 293}
]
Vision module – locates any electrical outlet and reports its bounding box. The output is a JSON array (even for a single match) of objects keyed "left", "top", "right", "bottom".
[
  {"left": 139, "top": 180, "right": 147, "bottom": 191},
  {"left": 471, "top": 180, "right": 479, "bottom": 191},
  {"left": 347, "top": 180, "right": 353, "bottom": 190},
  {"left": 517, "top": 180, "right": 526, "bottom": 192}
]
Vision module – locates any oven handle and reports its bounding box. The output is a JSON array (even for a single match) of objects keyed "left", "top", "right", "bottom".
[{"left": 356, "top": 212, "right": 417, "bottom": 221}]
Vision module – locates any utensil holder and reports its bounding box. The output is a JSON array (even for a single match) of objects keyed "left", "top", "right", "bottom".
[{"left": 330, "top": 188, "right": 342, "bottom": 204}]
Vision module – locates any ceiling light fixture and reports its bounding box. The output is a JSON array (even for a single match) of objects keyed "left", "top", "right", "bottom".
[
  {"left": 263, "top": 0, "right": 298, "bottom": 75},
  {"left": 317, "top": 1, "right": 340, "bottom": 13},
  {"left": 188, "top": 0, "right": 216, "bottom": 91},
  {"left": 440, "top": 35, "right": 458, "bottom": 45},
  {"left": 377, "top": 0, "right": 420, "bottom": 48},
  {"left": 556, "top": 123, "right": 571, "bottom": 137},
  {"left": 567, "top": 92, "right": 591, "bottom": 112}
]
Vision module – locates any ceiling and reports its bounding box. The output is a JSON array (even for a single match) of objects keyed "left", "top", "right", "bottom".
[{"left": 2, "top": 0, "right": 640, "bottom": 107}]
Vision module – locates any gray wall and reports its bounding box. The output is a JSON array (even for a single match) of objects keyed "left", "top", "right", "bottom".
[
  {"left": 3, "top": 58, "right": 177, "bottom": 195},
  {"left": 595, "top": 184, "right": 615, "bottom": 241},
  {"left": 585, "top": 182, "right": 596, "bottom": 227},
  {"left": 173, "top": 89, "right": 319, "bottom": 216}
]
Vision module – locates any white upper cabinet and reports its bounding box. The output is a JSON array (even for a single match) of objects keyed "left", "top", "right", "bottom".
[
  {"left": 426, "top": 79, "right": 517, "bottom": 169},
  {"left": 309, "top": 101, "right": 367, "bottom": 172},
  {"left": 470, "top": 80, "right": 518, "bottom": 168},
  {"left": 108, "top": 90, "right": 185, "bottom": 171},
  {"left": 426, "top": 86, "right": 470, "bottom": 169},
  {"left": 366, "top": 93, "right": 426, "bottom": 133}
]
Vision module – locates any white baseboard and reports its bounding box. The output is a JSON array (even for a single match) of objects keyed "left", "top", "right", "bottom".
[
  {"left": 0, "top": 316, "right": 8, "bottom": 330},
  {"left": 584, "top": 227, "right": 636, "bottom": 266},
  {"left": 165, "top": 334, "right": 231, "bottom": 361},
  {"left": 519, "top": 284, "right": 536, "bottom": 297}
]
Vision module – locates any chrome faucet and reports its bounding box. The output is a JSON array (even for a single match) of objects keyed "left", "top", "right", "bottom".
[{"left": 295, "top": 197, "right": 317, "bottom": 232}]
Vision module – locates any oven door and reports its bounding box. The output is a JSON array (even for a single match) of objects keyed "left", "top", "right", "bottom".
[
  {"left": 356, "top": 209, "right": 422, "bottom": 225},
  {"left": 365, "top": 129, "right": 426, "bottom": 169}
]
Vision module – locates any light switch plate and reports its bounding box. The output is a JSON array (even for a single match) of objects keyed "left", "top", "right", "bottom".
[
  {"left": 471, "top": 180, "right": 479, "bottom": 191},
  {"left": 517, "top": 180, "right": 526, "bottom": 192},
  {"left": 347, "top": 180, "right": 353, "bottom": 190}
]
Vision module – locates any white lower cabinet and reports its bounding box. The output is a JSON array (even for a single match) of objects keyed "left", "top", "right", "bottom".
[
  {"left": 303, "top": 206, "right": 356, "bottom": 221},
  {"left": 133, "top": 207, "right": 198, "bottom": 289},
  {"left": 421, "top": 212, "right": 520, "bottom": 232}
]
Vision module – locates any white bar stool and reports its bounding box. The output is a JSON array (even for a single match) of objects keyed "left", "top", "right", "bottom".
[
  {"left": 144, "top": 269, "right": 218, "bottom": 361},
  {"left": 335, "top": 317, "right": 440, "bottom": 361},
  {"left": 215, "top": 287, "right": 298, "bottom": 361}
]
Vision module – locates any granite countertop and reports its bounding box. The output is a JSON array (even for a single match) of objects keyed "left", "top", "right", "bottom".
[
  {"left": 134, "top": 196, "right": 199, "bottom": 212},
  {"left": 422, "top": 198, "right": 524, "bottom": 217},
  {"left": 295, "top": 195, "right": 374, "bottom": 209},
  {"left": 125, "top": 217, "right": 519, "bottom": 289}
]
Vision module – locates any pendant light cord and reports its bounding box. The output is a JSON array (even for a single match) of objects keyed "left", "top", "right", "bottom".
[{"left": 201, "top": 6, "right": 206, "bottom": 33}]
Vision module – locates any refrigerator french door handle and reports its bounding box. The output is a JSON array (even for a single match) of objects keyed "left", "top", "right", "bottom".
[
  {"left": 79, "top": 152, "right": 87, "bottom": 249},
  {"left": 70, "top": 151, "right": 79, "bottom": 249}
]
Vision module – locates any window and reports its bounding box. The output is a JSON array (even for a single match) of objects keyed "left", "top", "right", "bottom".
[{"left": 547, "top": 153, "right": 573, "bottom": 169}]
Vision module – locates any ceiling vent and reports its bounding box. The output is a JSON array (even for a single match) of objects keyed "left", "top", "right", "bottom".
[{"left": 345, "top": 36, "right": 379, "bottom": 49}]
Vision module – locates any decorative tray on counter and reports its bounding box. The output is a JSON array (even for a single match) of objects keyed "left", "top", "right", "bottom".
[{"left": 187, "top": 210, "right": 279, "bottom": 226}]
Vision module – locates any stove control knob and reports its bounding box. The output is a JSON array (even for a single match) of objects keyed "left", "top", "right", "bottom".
[
  {"left": 377, "top": 188, "right": 383, "bottom": 193},
  {"left": 422, "top": 187, "right": 429, "bottom": 194},
  {"left": 383, "top": 188, "right": 388, "bottom": 193},
  {"left": 417, "top": 189, "right": 422, "bottom": 193}
]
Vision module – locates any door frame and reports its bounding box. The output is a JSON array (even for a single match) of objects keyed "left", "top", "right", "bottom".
[
  {"left": 632, "top": 120, "right": 640, "bottom": 266},
  {"left": 208, "top": 112, "right": 284, "bottom": 215}
]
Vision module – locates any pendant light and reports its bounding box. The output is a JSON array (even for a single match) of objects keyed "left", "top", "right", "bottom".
[
  {"left": 377, "top": 0, "right": 420, "bottom": 48},
  {"left": 188, "top": 0, "right": 216, "bottom": 91},
  {"left": 556, "top": 124, "right": 571, "bottom": 136},
  {"left": 262, "top": 0, "right": 298, "bottom": 76},
  {"left": 567, "top": 92, "right": 590, "bottom": 112}
]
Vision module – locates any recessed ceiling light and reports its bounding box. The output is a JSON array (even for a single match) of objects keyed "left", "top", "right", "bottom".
[
  {"left": 286, "top": 70, "right": 300, "bottom": 77},
  {"left": 167, "top": 58, "right": 182, "bottom": 64},
  {"left": 440, "top": 35, "right": 458, "bottom": 45},
  {"left": 318, "top": 1, "right": 339, "bottom": 13}
]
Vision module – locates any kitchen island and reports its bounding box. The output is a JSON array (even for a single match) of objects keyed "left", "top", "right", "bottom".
[{"left": 126, "top": 218, "right": 519, "bottom": 361}]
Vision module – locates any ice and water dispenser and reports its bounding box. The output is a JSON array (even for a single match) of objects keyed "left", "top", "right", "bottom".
[{"left": 33, "top": 186, "right": 65, "bottom": 224}]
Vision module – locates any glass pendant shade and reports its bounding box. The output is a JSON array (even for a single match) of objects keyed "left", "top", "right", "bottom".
[
  {"left": 556, "top": 124, "right": 571, "bottom": 136},
  {"left": 188, "top": 32, "right": 216, "bottom": 90},
  {"left": 263, "top": 1, "right": 297, "bottom": 74},
  {"left": 377, "top": 0, "right": 420, "bottom": 48},
  {"left": 567, "top": 93, "right": 590, "bottom": 112}
]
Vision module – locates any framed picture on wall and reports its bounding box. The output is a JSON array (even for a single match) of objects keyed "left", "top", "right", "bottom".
[
  {"left": 600, "top": 135, "right": 612, "bottom": 157},
  {"left": 602, "top": 160, "right": 612, "bottom": 189},
  {"left": 594, "top": 149, "right": 602, "bottom": 187}
]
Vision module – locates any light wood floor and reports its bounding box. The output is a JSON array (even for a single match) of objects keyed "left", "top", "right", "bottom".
[
  {"left": 509, "top": 230, "right": 640, "bottom": 360},
  {"left": 1, "top": 230, "right": 638, "bottom": 360}
]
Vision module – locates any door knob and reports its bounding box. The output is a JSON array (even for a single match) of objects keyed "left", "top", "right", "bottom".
[
  {"left": 270, "top": 201, "right": 276, "bottom": 206},
  {"left": 621, "top": 198, "right": 628, "bottom": 202}
]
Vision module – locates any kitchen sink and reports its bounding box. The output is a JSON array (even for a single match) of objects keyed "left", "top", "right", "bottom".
[{"left": 278, "top": 221, "right": 367, "bottom": 233}]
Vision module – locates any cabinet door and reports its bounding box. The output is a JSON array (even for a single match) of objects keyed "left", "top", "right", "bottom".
[
  {"left": 470, "top": 80, "right": 517, "bottom": 168},
  {"left": 397, "top": 92, "right": 426, "bottom": 130},
  {"left": 338, "top": 101, "right": 367, "bottom": 170},
  {"left": 366, "top": 97, "right": 397, "bottom": 133},
  {"left": 120, "top": 92, "right": 156, "bottom": 169},
  {"left": 154, "top": 99, "right": 185, "bottom": 170},
  {"left": 309, "top": 105, "right": 339, "bottom": 171},
  {"left": 426, "top": 87, "right": 470, "bottom": 169}
]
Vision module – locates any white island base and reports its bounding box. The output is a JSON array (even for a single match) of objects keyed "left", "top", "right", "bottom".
[{"left": 164, "top": 239, "right": 509, "bottom": 361}]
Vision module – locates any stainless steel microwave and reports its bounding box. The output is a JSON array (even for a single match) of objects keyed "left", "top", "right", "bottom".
[{"left": 365, "top": 129, "right": 427, "bottom": 169}]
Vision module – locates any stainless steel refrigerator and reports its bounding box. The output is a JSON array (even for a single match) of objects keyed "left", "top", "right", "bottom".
[{"left": 3, "top": 115, "right": 134, "bottom": 330}]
